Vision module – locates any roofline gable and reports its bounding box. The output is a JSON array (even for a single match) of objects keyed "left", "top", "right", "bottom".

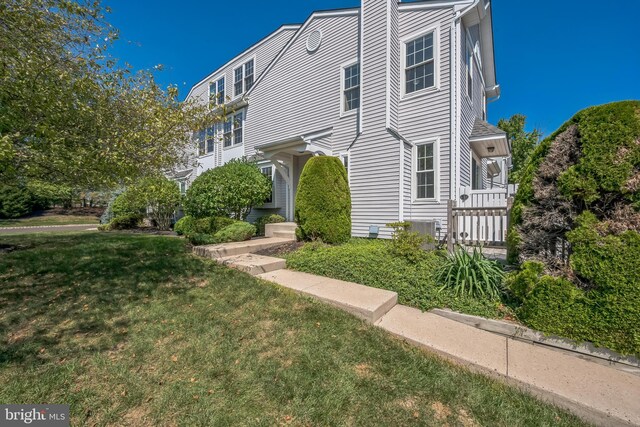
[
  {"left": 245, "top": 8, "right": 360, "bottom": 97},
  {"left": 184, "top": 24, "right": 301, "bottom": 101}
]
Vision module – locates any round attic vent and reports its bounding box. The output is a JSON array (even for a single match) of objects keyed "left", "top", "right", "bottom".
[{"left": 306, "top": 30, "right": 322, "bottom": 53}]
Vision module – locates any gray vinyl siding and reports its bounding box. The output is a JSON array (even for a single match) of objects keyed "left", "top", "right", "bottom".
[
  {"left": 388, "top": 3, "right": 400, "bottom": 130},
  {"left": 397, "top": 7, "right": 454, "bottom": 227},
  {"left": 245, "top": 14, "right": 360, "bottom": 156},
  {"left": 349, "top": 0, "right": 401, "bottom": 238}
]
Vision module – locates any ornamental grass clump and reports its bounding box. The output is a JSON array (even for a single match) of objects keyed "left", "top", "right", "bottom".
[{"left": 436, "top": 246, "right": 505, "bottom": 300}]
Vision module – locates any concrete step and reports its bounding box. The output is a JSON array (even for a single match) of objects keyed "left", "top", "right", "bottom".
[
  {"left": 265, "top": 222, "right": 297, "bottom": 238},
  {"left": 257, "top": 269, "right": 397, "bottom": 323},
  {"left": 217, "top": 253, "right": 286, "bottom": 275},
  {"left": 193, "top": 237, "right": 293, "bottom": 259},
  {"left": 272, "top": 230, "right": 296, "bottom": 239}
]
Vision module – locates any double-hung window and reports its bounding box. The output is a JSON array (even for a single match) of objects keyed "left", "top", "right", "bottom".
[
  {"left": 405, "top": 31, "right": 435, "bottom": 94},
  {"left": 342, "top": 63, "right": 360, "bottom": 113},
  {"left": 196, "top": 129, "right": 206, "bottom": 156},
  {"left": 209, "top": 77, "right": 225, "bottom": 106},
  {"left": 223, "top": 118, "right": 233, "bottom": 148},
  {"left": 206, "top": 126, "right": 215, "bottom": 154},
  {"left": 261, "top": 166, "right": 274, "bottom": 204},
  {"left": 233, "top": 112, "right": 243, "bottom": 145},
  {"left": 244, "top": 60, "right": 254, "bottom": 92},
  {"left": 234, "top": 67, "right": 243, "bottom": 96},
  {"left": 415, "top": 142, "right": 436, "bottom": 199},
  {"left": 233, "top": 59, "right": 254, "bottom": 96}
]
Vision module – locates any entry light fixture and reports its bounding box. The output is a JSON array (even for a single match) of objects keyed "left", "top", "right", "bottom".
[{"left": 487, "top": 146, "right": 495, "bottom": 153}]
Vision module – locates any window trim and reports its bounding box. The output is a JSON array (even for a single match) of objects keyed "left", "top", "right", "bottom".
[
  {"left": 232, "top": 55, "right": 257, "bottom": 99},
  {"left": 471, "top": 150, "right": 483, "bottom": 190},
  {"left": 233, "top": 111, "right": 244, "bottom": 146},
  {"left": 339, "top": 58, "right": 360, "bottom": 117},
  {"left": 259, "top": 164, "right": 277, "bottom": 208},
  {"left": 339, "top": 152, "right": 350, "bottom": 182},
  {"left": 400, "top": 25, "right": 440, "bottom": 99},
  {"left": 411, "top": 137, "right": 440, "bottom": 203}
]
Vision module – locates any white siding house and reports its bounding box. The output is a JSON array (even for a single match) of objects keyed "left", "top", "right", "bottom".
[{"left": 177, "top": 0, "right": 509, "bottom": 240}]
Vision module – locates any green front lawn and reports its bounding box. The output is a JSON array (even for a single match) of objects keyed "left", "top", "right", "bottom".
[
  {"left": 284, "top": 239, "right": 514, "bottom": 320},
  {"left": 0, "top": 214, "right": 99, "bottom": 227},
  {"left": 0, "top": 233, "right": 584, "bottom": 426}
]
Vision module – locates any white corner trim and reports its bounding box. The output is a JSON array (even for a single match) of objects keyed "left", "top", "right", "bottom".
[{"left": 385, "top": 0, "right": 392, "bottom": 130}]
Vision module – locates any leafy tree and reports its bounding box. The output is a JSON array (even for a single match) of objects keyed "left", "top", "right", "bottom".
[
  {"left": 0, "top": 185, "right": 33, "bottom": 218},
  {"left": 0, "top": 0, "right": 218, "bottom": 188},
  {"left": 184, "top": 159, "right": 271, "bottom": 220},
  {"left": 497, "top": 114, "right": 541, "bottom": 183},
  {"left": 26, "top": 181, "right": 74, "bottom": 208}
]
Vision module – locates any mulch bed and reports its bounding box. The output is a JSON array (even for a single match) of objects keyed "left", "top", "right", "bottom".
[{"left": 253, "top": 240, "right": 303, "bottom": 257}]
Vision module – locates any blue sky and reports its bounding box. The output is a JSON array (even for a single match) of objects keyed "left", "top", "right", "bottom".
[{"left": 106, "top": 0, "right": 640, "bottom": 135}]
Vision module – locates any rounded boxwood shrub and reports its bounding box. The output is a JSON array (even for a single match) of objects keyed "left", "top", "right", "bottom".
[
  {"left": 183, "top": 159, "right": 271, "bottom": 220},
  {"left": 294, "top": 156, "right": 351, "bottom": 244},
  {"left": 254, "top": 214, "right": 286, "bottom": 236},
  {"left": 108, "top": 214, "right": 143, "bottom": 230},
  {"left": 174, "top": 215, "right": 196, "bottom": 236},
  {"left": 212, "top": 221, "right": 256, "bottom": 243}
]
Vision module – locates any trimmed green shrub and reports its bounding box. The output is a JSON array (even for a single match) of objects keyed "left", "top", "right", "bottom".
[
  {"left": 188, "top": 233, "right": 216, "bottom": 246},
  {"left": 212, "top": 222, "right": 256, "bottom": 243},
  {"left": 435, "top": 246, "right": 505, "bottom": 300},
  {"left": 0, "top": 185, "right": 33, "bottom": 218},
  {"left": 173, "top": 215, "right": 196, "bottom": 236},
  {"left": 505, "top": 261, "right": 545, "bottom": 302},
  {"left": 505, "top": 101, "right": 640, "bottom": 356},
  {"left": 108, "top": 214, "right": 143, "bottom": 230},
  {"left": 184, "top": 159, "right": 271, "bottom": 220},
  {"left": 295, "top": 156, "right": 351, "bottom": 244},
  {"left": 255, "top": 214, "right": 286, "bottom": 236},
  {"left": 386, "top": 221, "right": 431, "bottom": 263}
]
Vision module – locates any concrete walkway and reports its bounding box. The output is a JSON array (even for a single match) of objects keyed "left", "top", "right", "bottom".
[{"left": 194, "top": 233, "right": 640, "bottom": 427}]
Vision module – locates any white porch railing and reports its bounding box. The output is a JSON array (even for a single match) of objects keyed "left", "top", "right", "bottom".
[{"left": 447, "top": 186, "right": 517, "bottom": 250}]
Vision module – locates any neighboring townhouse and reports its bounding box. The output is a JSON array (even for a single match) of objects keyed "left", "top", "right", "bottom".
[{"left": 177, "top": 0, "right": 510, "bottom": 241}]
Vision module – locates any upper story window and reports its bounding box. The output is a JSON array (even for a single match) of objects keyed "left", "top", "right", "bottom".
[
  {"left": 209, "top": 77, "right": 225, "bottom": 106},
  {"left": 222, "top": 111, "right": 244, "bottom": 148},
  {"left": 466, "top": 39, "right": 474, "bottom": 100},
  {"left": 244, "top": 60, "right": 254, "bottom": 91},
  {"left": 415, "top": 141, "right": 436, "bottom": 200},
  {"left": 234, "top": 59, "right": 254, "bottom": 97},
  {"left": 342, "top": 62, "right": 360, "bottom": 113},
  {"left": 404, "top": 31, "right": 435, "bottom": 95}
]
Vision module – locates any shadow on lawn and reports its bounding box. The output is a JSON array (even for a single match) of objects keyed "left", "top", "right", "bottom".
[{"left": 0, "top": 233, "right": 206, "bottom": 366}]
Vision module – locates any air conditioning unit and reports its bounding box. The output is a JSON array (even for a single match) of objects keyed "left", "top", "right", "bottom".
[{"left": 408, "top": 220, "right": 440, "bottom": 250}]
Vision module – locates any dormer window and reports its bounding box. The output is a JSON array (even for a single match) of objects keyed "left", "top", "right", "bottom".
[
  {"left": 234, "top": 59, "right": 254, "bottom": 97},
  {"left": 403, "top": 30, "right": 436, "bottom": 95}
]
